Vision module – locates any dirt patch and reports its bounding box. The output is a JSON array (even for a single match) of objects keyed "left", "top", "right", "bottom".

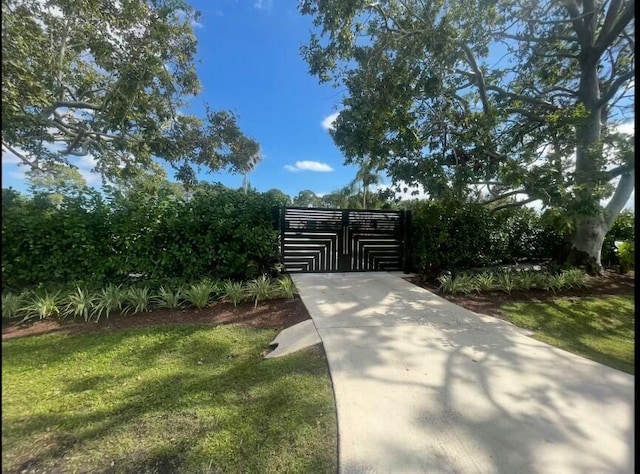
[
  {"left": 2, "top": 298, "right": 311, "bottom": 341},
  {"left": 407, "top": 269, "right": 635, "bottom": 319}
]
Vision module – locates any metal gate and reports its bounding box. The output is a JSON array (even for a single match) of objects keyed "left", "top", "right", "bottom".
[{"left": 278, "top": 207, "right": 410, "bottom": 273}]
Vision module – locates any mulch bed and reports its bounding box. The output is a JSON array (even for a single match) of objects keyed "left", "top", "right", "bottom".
[
  {"left": 2, "top": 298, "right": 311, "bottom": 341},
  {"left": 408, "top": 269, "right": 635, "bottom": 318}
]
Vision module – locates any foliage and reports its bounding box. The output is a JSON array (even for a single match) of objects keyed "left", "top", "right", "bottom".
[
  {"left": 409, "top": 199, "right": 566, "bottom": 277},
  {"left": 277, "top": 276, "right": 298, "bottom": 299},
  {"left": 300, "top": 0, "right": 635, "bottom": 269},
  {"left": 2, "top": 184, "right": 281, "bottom": 289},
  {"left": 617, "top": 241, "right": 635, "bottom": 273},
  {"left": 62, "top": 287, "right": 96, "bottom": 322},
  {"left": 2, "top": 292, "right": 24, "bottom": 319},
  {"left": 220, "top": 280, "right": 246, "bottom": 307},
  {"left": 92, "top": 284, "right": 126, "bottom": 322},
  {"left": 2, "top": 187, "right": 115, "bottom": 290},
  {"left": 473, "top": 273, "right": 495, "bottom": 292},
  {"left": 437, "top": 273, "right": 477, "bottom": 295},
  {"left": 496, "top": 271, "right": 517, "bottom": 295},
  {"left": 500, "top": 295, "right": 635, "bottom": 374},
  {"left": 246, "top": 275, "right": 278, "bottom": 308},
  {"left": 123, "top": 286, "right": 153, "bottom": 315},
  {"left": 602, "top": 210, "right": 635, "bottom": 265},
  {"left": 437, "top": 267, "right": 588, "bottom": 295},
  {"left": 153, "top": 286, "right": 185, "bottom": 310},
  {"left": 2, "top": 0, "right": 260, "bottom": 185},
  {"left": 2, "top": 326, "right": 338, "bottom": 473},
  {"left": 183, "top": 280, "right": 217, "bottom": 309},
  {"left": 22, "top": 290, "right": 62, "bottom": 322}
]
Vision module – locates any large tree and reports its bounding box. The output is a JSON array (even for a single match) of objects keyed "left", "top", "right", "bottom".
[
  {"left": 2, "top": 0, "right": 259, "bottom": 186},
  {"left": 300, "top": 0, "right": 634, "bottom": 273}
]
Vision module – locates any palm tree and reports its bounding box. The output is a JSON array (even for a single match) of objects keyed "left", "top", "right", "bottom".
[
  {"left": 241, "top": 153, "right": 261, "bottom": 194},
  {"left": 350, "top": 158, "right": 382, "bottom": 209}
]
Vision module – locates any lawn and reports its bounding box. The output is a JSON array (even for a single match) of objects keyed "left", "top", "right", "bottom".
[
  {"left": 499, "top": 294, "right": 635, "bottom": 374},
  {"left": 1, "top": 324, "right": 337, "bottom": 473}
]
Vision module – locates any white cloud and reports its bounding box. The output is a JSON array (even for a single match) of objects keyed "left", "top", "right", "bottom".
[
  {"left": 284, "top": 161, "right": 334, "bottom": 172},
  {"left": 615, "top": 121, "right": 634, "bottom": 135},
  {"left": 254, "top": 0, "right": 273, "bottom": 10},
  {"left": 321, "top": 112, "right": 340, "bottom": 131}
]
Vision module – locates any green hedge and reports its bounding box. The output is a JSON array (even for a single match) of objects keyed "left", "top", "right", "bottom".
[
  {"left": 2, "top": 184, "right": 280, "bottom": 291},
  {"left": 407, "top": 200, "right": 565, "bottom": 278}
]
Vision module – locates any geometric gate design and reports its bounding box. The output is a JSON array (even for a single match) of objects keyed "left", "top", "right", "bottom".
[{"left": 278, "top": 207, "right": 410, "bottom": 273}]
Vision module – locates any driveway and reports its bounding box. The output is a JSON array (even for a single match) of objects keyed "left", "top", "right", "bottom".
[{"left": 291, "top": 272, "right": 634, "bottom": 473}]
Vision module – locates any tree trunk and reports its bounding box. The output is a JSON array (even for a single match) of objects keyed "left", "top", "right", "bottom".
[
  {"left": 566, "top": 171, "right": 635, "bottom": 275},
  {"left": 566, "top": 215, "right": 608, "bottom": 275}
]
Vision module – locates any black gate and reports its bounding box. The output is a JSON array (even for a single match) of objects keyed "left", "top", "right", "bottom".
[{"left": 278, "top": 207, "right": 410, "bottom": 273}]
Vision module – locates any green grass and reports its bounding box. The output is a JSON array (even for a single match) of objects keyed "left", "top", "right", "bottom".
[
  {"left": 2, "top": 325, "right": 337, "bottom": 473},
  {"left": 500, "top": 294, "right": 635, "bottom": 374}
]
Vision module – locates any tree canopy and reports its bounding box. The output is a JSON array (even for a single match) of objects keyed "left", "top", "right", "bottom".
[
  {"left": 2, "top": 0, "right": 260, "bottom": 185},
  {"left": 300, "top": 0, "right": 634, "bottom": 272}
]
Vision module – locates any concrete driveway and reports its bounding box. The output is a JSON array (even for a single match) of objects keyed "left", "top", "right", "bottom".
[{"left": 291, "top": 272, "right": 634, "bottom": 474}]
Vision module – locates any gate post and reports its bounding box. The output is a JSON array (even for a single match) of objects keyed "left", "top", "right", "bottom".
[{"left": 402, "top": 210, "right": 412, "bottom": 274}]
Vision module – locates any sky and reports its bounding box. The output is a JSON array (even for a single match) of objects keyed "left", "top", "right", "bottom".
[{"left": 0, "top": 0, "right": 634, "bottom": 209}]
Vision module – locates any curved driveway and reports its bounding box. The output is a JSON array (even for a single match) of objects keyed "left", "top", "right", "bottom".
[{"left": 291, "top": 272, "right": 634, "bottom": 474}]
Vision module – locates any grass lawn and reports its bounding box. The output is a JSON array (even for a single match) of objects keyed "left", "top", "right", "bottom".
[
  {"left": 499, "top": 294, "right": 635, "bottom": 374},
  {"left": 2, "top": 324, "right": 337, "bottom": 473}
]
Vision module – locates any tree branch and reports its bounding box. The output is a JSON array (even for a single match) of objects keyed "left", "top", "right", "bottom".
[
  {"left": 597, "top": 69, "right": 635, "bottom": 107},
  {"left": 486, "top": 85, "right": 558, "bottom": 110},
  {"left": 604, "top": 171, "right": 634, "bottom": 227},
  {"left": 2, "top": 142, "right": 44, "bottom": 170},
  {"left": 483, "top": 189, "right": 527, "bottom": 204},
  {"left": 561, "top": 0, "right": 586, "bottom": 42},
  {"left": 53, "top": 101, "right": 103, "bottom": 112},
  {"left": 595, "top": 0, "right": 634, "bottom": 53},
  {"left": 605, "top": 163, "right": 634, "bottom": 180},
  {"left": 461, "top": 44, "right": 490, "bottom": 114},
  {"left": 490, "top": 197, "right": 537, "bottom": 212},
  {"left": 599, "top": 0, "right": 622, "bottom": 40}
]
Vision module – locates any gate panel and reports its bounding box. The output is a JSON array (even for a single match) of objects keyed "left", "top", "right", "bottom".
[
  {"left": 282, "top": 208, "right": 342, "bottom": 272},
  {"left": 281, "top": 207, "right": 408, "bottom": 273}
]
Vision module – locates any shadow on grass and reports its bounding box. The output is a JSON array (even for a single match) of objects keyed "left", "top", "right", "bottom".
[{"left": 2, "top": 325, "right": 337, "bottom": 474}]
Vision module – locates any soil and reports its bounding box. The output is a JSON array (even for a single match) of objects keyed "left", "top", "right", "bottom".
[
  {"left": 2, "top": 298, "right": 311, "bottom": 341},
  {"left": 407, "top": 268, "right": 635, "bottom": 319}
]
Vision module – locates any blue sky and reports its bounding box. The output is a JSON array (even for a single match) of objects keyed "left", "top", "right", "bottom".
[{"left": 0, "top": 0, "right": 634, "bottom": 209}]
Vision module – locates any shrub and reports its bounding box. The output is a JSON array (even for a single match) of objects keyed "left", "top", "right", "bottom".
[
  {"left": 92, "top": 284, "right": 127, "bottom": 322},
  {"left": 473, "top": 272, "right": 495, "bottom": 292},
  {"left": 124, "top": 286, "right": 153, "bottom": 315},
  {"left": 496, "top": 271, "right": 517, "bottom": 295},
  {"left": 277, "top": 276, "right": 297, "bottom": 299},
  {"left": 602, "top": 211, "right": 635, "bottom": 266},
  {"left": 515, "top": 271, "right": 539, "bottom": 291},
  {"left": 183, "top": 280, "right": 217, "bottom": 309},
  {"left": 153, "top": 286, "right": 185, "bottom": 310},
  {"left": 2, "top": 293, "right": 24, "bottom": 319},
  {"left": 617, "top": 241, "right": 634, "bottom": 273},
  {"left": 560, "top": 268, "right": 588, "bottom": 289},
  {"left": 220, "top": 280, "right": 246, "bottom": 307},
  {"left": 437, "top": 273, "right": 477, "bottom": 294},
  {"left": 246, "top": 275, "right": 278, "bottom": 308},
  {"left": 22, "top": 291, "right": 62, "bottom": 322},
  {"left": 63, "top": 287, "right": 96, "bottom": 321}
]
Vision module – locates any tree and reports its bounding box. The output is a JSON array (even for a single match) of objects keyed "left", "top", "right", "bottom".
[
  {"left": 264, "top": 188, "right": 292, "bottom": 206},
  {"left": 350, "top": 158, "right": 383, "bottom": 209},
  {"left": 300, "top": 0, "right": 634, "bottom": 274},
  {"left": 26, "top": 163, "right": 88, "bottom": 206},
  {"left": 292, "top": 189, "right": 322, "bottom": 207},
  {"left": 2, "top": 0, "right": 259, "bottom": 186}
]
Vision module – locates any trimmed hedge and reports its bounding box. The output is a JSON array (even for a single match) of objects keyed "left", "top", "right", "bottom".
[
  {"left": 407, "top": 199, "right": 565, "bottom": 278},
  {"left": 2, "top": 184, "right": 280, "bottom": 290}
]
